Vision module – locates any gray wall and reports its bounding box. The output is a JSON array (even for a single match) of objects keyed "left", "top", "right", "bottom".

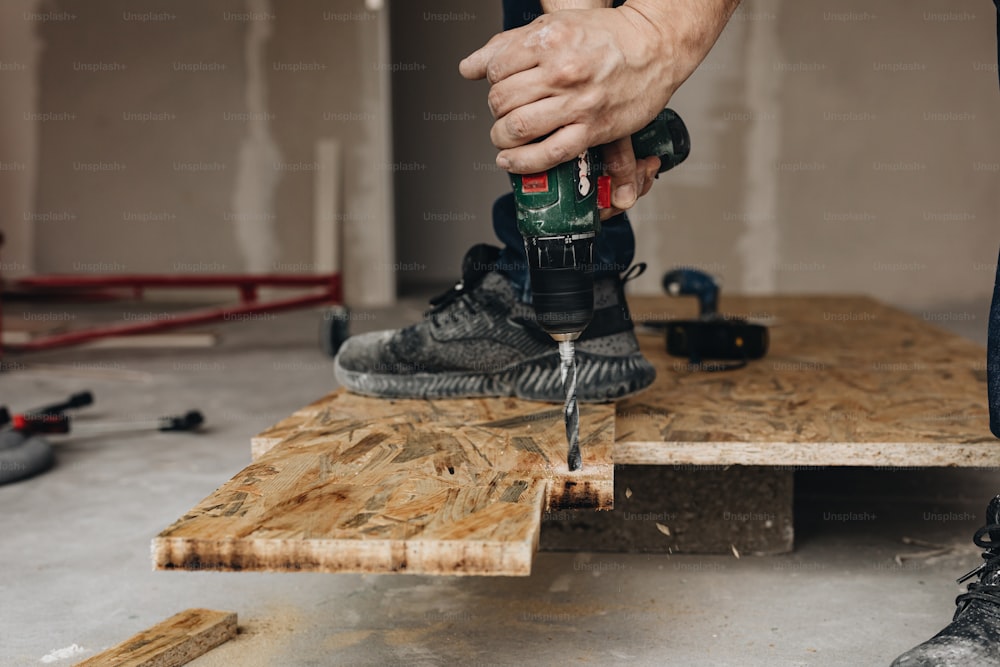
[
  {"left": 3, "top": 0, "right": 998, "bottom": 315},
  {"left": 630, "top": 0, "right": 1000, "bottom": 313},
  {"left": 0, "top": 0, "right": 42, "bottom": 279},
  {"left": 390, "top": 1, "right": 508, "bottom": 288},
  {"left": 6, "top": 0, "right": 394, "bottom": 305}
]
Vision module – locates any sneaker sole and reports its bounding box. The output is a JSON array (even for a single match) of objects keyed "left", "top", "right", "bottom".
[{"left": 334, "top": 351, "right": 655, "bottom": 404}]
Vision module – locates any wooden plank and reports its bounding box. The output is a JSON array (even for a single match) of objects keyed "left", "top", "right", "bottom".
[
  {"left": 155, "top": 393, "right": 615, "bottom": 575},
  {"left": 618, "top": 295, "right": 996, "bottom": 466},
  {"left": 251, "top": 390, "right": 615, "bottom": 511},
  {"left": 75, "top": 608, "right": 236, "bottom": 667},
  {"left": 158, "top": 294, "right": 987, "bottom": 569}
]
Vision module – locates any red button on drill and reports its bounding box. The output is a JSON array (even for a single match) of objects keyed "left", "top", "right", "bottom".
[
  {"left": 521, "top": 173, "right": 549, "bottom": 193},
  {"left": 597, "top": 175, "right": 611, "bottom": 209}
]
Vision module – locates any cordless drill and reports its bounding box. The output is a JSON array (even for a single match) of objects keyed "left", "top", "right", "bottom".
[{"left": 511, "top": 109, "right": 691, "bottom": 469}]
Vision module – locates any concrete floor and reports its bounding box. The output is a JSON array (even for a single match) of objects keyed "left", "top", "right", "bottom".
[{"left": 1, "top": 297, "right": 996, "bottom": 666}]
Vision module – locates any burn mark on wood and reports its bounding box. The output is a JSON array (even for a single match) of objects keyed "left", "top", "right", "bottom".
[{"left": 499, "top": 480, "right": 530, "bottom": 503}]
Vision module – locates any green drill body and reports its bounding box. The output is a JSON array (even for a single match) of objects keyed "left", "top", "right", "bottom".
[
  {"left": 510, "top": 108, "right": 690, "bottom": 471},
  {"left": 512, "top": 109, "right": 689, "bottom": 244},
  {"left": 511, "top": 147, "right": 603, "bottom": 238},
  {"left": 511, "top": 108, "right": 690, "bottom": 339}
]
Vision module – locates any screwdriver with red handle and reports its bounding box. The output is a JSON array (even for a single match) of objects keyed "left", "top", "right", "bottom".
[
  {"left": 10, "top": 410, "right": 203, "bottom": 435},
  {"left": 1, "top": 391, "right": 203, "bottom": 436}
]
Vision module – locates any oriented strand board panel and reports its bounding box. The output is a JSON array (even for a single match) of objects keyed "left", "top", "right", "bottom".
[
  {"left": 251, "top": 391, "right": 616, "bottom": 511},
  {"left": 75, "top": 608, "right": 236, "bottom": 667},
  {"left": 618, "top": 295, "right": 996, "bottom": 467},
  {"left": 155, "top": 394, "right": 615, "bottom": 576}
]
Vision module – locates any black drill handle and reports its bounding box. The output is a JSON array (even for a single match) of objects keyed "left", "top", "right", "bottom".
[
  {"left": 30, "top": 391, "right": 94, "bottom": 416},
  {"left": 631, "top": 109, "right": 691, "bottom": 173},
  {"left": 159, "top": 410, "right": 204, "bottom": 432}
]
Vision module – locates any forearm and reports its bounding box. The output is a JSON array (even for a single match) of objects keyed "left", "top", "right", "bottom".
[
  {"left": 541, "top": 0, "right": 612, "bottom": 11},
  {"left": 621, "top": 0, "right": 742, "bottom": 93}
]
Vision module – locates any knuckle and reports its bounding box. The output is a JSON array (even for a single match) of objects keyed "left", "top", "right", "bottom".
[
  {"left": 551, "top": 61, "right": 581, "bottom": 86},
  {"left": 485, "top": 61, "right": 503, "bottom": 84},
  {"left": 578, "top": 90, "right": 601, "bottom": 114},
  {"left": 545, "top": 141, "right": 573, "bottom": 165},
  {"left": 487, "top": 87, "right": 505, "bottom": 116},
  {"left": 489, "top": 123, "right": 505, "bottom": 149},
  {"left": 504, "top": 112, "right": 532, "bottom": 141}
]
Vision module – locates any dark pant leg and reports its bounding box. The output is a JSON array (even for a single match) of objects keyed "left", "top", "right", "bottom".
[
  {"left": 987, "top": 4, "right": 1000, "bottom": 436},
  {"left": 990, "top": 252, "right": 1000, "bottom": 438}
]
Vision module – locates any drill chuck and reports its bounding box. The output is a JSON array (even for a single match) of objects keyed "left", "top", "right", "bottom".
[{"left": 526, "top": 234, "right": 594, "bottom": 339}]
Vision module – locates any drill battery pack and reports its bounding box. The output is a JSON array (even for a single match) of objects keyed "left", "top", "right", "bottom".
[{"left": 666, "top": 318, "right": 769, "bottom": 364}]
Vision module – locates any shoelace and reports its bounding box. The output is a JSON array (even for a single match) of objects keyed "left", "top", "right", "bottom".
[
  {"left": 955, "top": 522, "right": 1000, "bottom": 608},
  {"left": 428, "top": 278, "right": 467, "bottom": 311},
  {"left": 427, "top": 280, "right": 486, "bottom": 324}
]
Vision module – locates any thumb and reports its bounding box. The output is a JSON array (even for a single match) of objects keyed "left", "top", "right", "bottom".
[{"left": 602, "top": 138, "right": 638, "bottom": 210}]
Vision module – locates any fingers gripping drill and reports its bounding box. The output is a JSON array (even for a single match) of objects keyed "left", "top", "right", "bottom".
[{"left": 511, "top": 109, "right": 691, "bottom": 470}]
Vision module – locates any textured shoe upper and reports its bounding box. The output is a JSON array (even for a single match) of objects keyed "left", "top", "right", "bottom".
[
  {"left": 340, "top": 244, "right": 646, "bottom": 375},
  {"left": 386, "top": 271, "right": 553, "bottom": 374},
  {"left": 335, "top": 243, "right": 654, "bottom": 403},
  {"left": 955, "top": 496, "right": 1000, "bottom": 610},
  {"left": 891, "top": 496, "right": 1000, "bottom": 666}
]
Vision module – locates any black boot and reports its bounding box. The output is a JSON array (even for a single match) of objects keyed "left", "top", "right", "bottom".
[{"left": 892, "top": 496, "right": 1000, "bottom": 666}]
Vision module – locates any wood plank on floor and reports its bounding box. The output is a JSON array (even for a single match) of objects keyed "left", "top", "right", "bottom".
[
  {"left": 75, "top": 608, "right": 236, "bottom": 667},
  {"left": 154, "top": 393, "right": 615, "bottom": 576}
]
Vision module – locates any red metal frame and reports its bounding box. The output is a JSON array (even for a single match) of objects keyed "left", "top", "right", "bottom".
[{"left": 2, "top": 272, "right": 342, "bottom": 354}]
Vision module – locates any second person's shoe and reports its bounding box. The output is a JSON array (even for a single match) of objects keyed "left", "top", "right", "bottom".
[{"left": 891, "top": 495, "right": 1000, "bottom": 666}]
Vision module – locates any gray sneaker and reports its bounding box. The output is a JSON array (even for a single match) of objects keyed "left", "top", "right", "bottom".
[{"left": 334, "top": 244, "right": 655, "bottom": 403}]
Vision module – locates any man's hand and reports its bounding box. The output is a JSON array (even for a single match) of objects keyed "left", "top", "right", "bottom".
[
  {"left": 460, "top": 0, "right": 739, "bottom": 211},
  {"left": 459, "top": 7, "right": 671, "bottom": 173}
]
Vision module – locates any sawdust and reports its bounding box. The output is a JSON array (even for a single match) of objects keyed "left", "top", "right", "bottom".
[
  {"left": 40, "top": 644, "right": 87, "bottom": 663},
  {"left": 187, "top": 605, "right": 302, "bottom": 667}
]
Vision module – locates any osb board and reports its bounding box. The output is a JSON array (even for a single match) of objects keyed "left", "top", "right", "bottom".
[
  {"left": 154, "top": 394, "right": 615, "bottom": 576},
  {"left": 618, "top": 295, "right": 996, "bottom": 467},
  {"left": 76, "top": 608, "right": 236, "bottom": 667},
  {"left": 251, "top": 390, "right": 616, "bottom": 511}
]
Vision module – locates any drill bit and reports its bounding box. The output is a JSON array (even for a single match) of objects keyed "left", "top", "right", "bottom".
[{"left": 558, "top": 339, "right": 581, "bottom": 471}]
